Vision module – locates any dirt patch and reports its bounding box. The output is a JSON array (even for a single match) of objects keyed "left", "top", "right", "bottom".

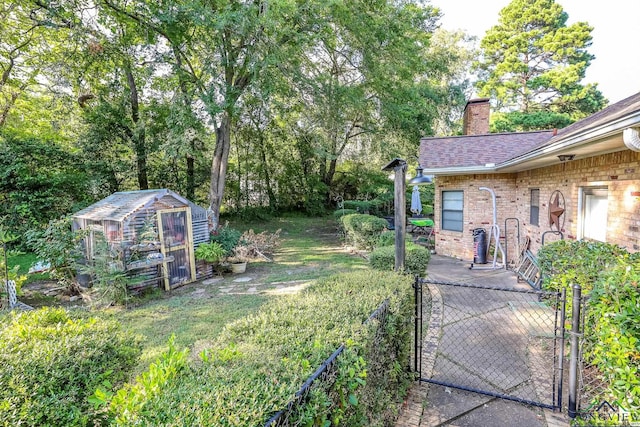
[{"left": 20, "top": 280, "right": 85, "bottom": 308}]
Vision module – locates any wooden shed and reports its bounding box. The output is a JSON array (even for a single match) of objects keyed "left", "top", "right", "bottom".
[{"left": 72, "top": 189, "right": 209, "bottom": 292}]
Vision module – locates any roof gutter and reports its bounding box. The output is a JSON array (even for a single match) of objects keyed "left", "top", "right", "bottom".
[
  {"left": 422, "top": 164, "right": 498, "bottom": 176},
  {"left": 496, "top": 111, "right": 640, "bottom": 170}
]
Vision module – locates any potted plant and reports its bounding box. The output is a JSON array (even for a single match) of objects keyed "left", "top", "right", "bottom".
[
  {"left": 195, "top": 242, "right": 226, "bottom": 276},
  {"left": 227, "top": 242, "right": 251, "bottom": 274}
]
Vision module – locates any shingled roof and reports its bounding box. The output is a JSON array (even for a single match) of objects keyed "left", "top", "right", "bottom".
[
  {"left": 540, "top": 91, "right": 640, "bottom": 148},
  {"left": 419, "top": 91, "right": 640, "bottom": 173},
  {"left": 419, "top": 131, "right": 554, "bottom": 169}
]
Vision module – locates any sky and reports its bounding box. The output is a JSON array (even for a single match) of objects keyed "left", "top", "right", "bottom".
[{"left": 437, "top": 0, "right": 640, "bottom": 104}]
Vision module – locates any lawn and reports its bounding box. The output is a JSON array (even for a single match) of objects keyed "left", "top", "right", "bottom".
[
  {"left": 6, "top": 251, "right": 50, "bottom": 283},
  {"left": 12, "top": 214, "right": 365, "bottom": 372}
]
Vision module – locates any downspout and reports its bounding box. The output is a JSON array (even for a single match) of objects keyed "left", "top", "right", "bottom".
[{"left": 623, "top": 127, "right": 640, "bottom": 151}]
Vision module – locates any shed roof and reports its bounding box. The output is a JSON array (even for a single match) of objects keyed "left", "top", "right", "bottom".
[{"left": 74, "top": 189, "right": 203, "bottom": 222}]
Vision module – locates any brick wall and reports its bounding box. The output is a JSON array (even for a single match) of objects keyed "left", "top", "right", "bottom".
[
  {"left": 433, "top": 150, "right": 640, "bottom": 262},
  {"left": 434, "top": 173, "right": 518, "bottom": 263}
]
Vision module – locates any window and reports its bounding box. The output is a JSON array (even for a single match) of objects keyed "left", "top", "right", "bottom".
[
  {"left": 442, "top": 190, "right": 463, "bottom": 231},
  {"left": 580, "top": 187, "right": 608, "bottom": 242},
  {"left": 530, "top": 189, "right": 540, "bottom": 226}
]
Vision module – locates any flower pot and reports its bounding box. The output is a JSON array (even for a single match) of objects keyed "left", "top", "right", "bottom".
[{"left": 231, "top": 262, "right": 247, "bottom": 274}]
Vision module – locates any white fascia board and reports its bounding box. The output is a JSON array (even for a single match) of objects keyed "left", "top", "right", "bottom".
[{"left": 423, "top": 165, "right": 498, "bottom": 176}]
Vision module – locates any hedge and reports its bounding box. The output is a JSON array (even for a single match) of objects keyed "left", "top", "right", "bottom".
[
  {"left": 333, "top": 208, "right": 358, "bottom": 219},
  {"left": 104, "top": 270, "right": 414, "bottom": 426},
  {"left": 369, "top": 243, "right": 431, "bottom": 276},
  {"left": 0, "top": 308, "right": 142, "bottom": 426},
  {"left": 538, "top": 241, "right": 640, "bottom": 413},
  {"left": 340, "top": 213, "right": 389, "bottom": 250}
]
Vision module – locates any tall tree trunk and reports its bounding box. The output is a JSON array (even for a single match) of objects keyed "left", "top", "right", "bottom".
[
  {"left": 209, "top": 111, "right": 232, "bottom": 230},
  {"left": 186, "top": 149, "right": 195, "bottom": 201},
  {"left": 173, "top": 46, "right": 196, "bottom": 200},
  {"left": 125, "top": 65, "right": 148, "bottom": 190}
]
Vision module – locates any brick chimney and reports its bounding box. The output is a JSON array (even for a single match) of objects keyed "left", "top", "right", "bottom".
[{"left": 462, "top": 98, "right": 490, "bottom": 135}]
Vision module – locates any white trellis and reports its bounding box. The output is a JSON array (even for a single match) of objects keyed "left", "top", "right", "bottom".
[{"left": 3, "top": 280, "right": 32, "bottom": 310}]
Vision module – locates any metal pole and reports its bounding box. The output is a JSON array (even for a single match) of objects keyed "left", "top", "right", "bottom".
[
  {"left": 556, "top": 288, "right": 567, "bottom": 410},
  {"left": 568, "top": 284, "right": 582, "bottom": 418},
  {"left": 413, "top": 277, "right": 422, "bottom": 376}
]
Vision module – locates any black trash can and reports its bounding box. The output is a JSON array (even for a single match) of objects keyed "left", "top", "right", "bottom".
[{"left": 473, "top": 228, "right": 487, "bottom": 264}]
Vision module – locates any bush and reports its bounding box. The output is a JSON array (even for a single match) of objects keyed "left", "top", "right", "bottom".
[
  {"left": 586, "top": 255, "right": 640, "bottom": 413},
  {"left": 369, "top": 243, "right": 431, "bottom": 276},
  {"left": 0, "top": 308, "right": 142, "bottom": 426},
  {"left": 377, "top": 230, "right": 395, "bottom": 247},
  {"left": 194, "top": 241, "right": 226, "bottom": 263},
  {"left": 333, "top": 208, "right": 358, "bottom": 219},
  {"left": 539, "top": 241, "right": 640, "bottom": 413},
  {"left": 210, "top": 223, "right": 242, "bottom": 256},
  {"left": 343, "top": 200, "right": 373, "bottom": 213},
  {"left": 538, "top": 240, "right": 626, "bottom": 295},
  {"left": 103, "top": 270, "right": 414, "bottom": 425},
  {"left": 0, "top": 226, "right": 26, "bottom": 296},
  {"left": 340, "top": 213, "right": 389, "bottom": 250},
  {"left": 26, "top": 216, "right": 88, "bottom": 290}
]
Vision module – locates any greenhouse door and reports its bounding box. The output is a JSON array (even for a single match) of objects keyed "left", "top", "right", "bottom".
[{"left": 157, "top": 207, "right": 196, "bottom": 290}]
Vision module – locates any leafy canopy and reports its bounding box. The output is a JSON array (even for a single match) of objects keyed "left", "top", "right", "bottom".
[{"left": 475, "top": 0, "right": 607, "bottom": 131}]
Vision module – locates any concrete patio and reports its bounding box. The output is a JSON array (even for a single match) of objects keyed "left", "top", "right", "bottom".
[{"left": 395, "top": 255, "right": 569, "bottom": 427}]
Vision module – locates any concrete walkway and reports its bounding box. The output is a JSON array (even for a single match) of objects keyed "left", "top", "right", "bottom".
[{"left": 395, "top": 255, "right": 569, "bottom": 427}]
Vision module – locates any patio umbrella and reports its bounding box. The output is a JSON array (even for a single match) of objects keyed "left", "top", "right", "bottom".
[{"left": 410, "top": 185, "right": 422, "bottom": 215}]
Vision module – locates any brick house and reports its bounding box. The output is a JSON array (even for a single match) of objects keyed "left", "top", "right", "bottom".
[{"left": 419, "top": 93, "right": 640, "bottom": 264}]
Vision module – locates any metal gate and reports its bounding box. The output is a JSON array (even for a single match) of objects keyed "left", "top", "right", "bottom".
[{"left": 414, "top": 278, "right": 566, "bottom": 410}]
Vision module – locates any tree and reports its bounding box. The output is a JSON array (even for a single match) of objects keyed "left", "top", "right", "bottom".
[
  {"left": 263, "top": 1, "right": 468, "bottom": 206},
  {"left": 475, "top": 0, "right": 607, "bottom": 131}
]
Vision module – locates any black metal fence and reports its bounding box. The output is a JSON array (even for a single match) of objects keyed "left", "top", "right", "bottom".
[
  {"left": 414, "top": 279, "right": 627, "bottom": 421},
  {"left": 570, "top": 287, "right": 618, "bottom": 421},
  {"left": 264, "top": 299, "right": 391, "bottom": 426},
  {"left": 415, "top": 278, "right": 565, "bottom": 410}
]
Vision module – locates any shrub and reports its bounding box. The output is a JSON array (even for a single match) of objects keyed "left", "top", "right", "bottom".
[
  {"left": 343, "top": 200, "right": 374, "bottom": 213},
  {"left": 194, "top": 241, "right": 226, "bottom": 263},
  {"left": 0, "top": 308, "right": 142, "bottom": 426},
  {"left": 79, "top": 234, "right": 130, "bottom": 307},
  {"left": 210, "top": 223, "right": 242, "bottom": 256},
  {"left": 583, "top": 254, "right": 640, "bottom": 413},
  {"left": 333, "top": 208, "right": 358, "bottom": 219},
  {"left": 340, "top": 213, "right": 389, "bottom": 250},
  {"left": 26, "top": 216, "right": 88, "bottom": 290},
  {"left": 377, "top": 230, "right": 395, "bottom": 247},
  {"left": 538, "top": 240, "right": 626, "bottom": 295},
  {"left": 369, "top": 243, "right": 431, "bottom": 276},
  {"left": 103, "top": 270, "right": 414, "bottom": 425},
  {"left": 539, "top": 242, "right": 640, "bottom": 413}
]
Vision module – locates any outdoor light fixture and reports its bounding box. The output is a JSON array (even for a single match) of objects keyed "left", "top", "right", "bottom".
[
  {"left": 408, "top": 165, "right": 432, "bottom": 185},
  {"left": 557, "top": 154, "right": 575, "bottom": 162}
]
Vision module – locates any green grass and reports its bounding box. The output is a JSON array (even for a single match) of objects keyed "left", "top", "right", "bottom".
[
  {"left": 230, "top": 214, "right": 367, "bottom": 283},
  {"left": 101, "top": 293, "right": 266, "bottom": 374},
  {"left": 7, "top": 251, "right": 50, "bottom": 283},
  {"left": 18, "top": 214, "right": 366, "bottom": 373}
]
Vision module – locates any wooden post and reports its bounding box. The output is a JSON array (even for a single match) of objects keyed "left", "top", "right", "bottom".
[
  {"left": 394, "top": 164, "right": 406, "bottom": 271},
  {"left": 382, "top": 158, "right": 407, "bottom": 271}
]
